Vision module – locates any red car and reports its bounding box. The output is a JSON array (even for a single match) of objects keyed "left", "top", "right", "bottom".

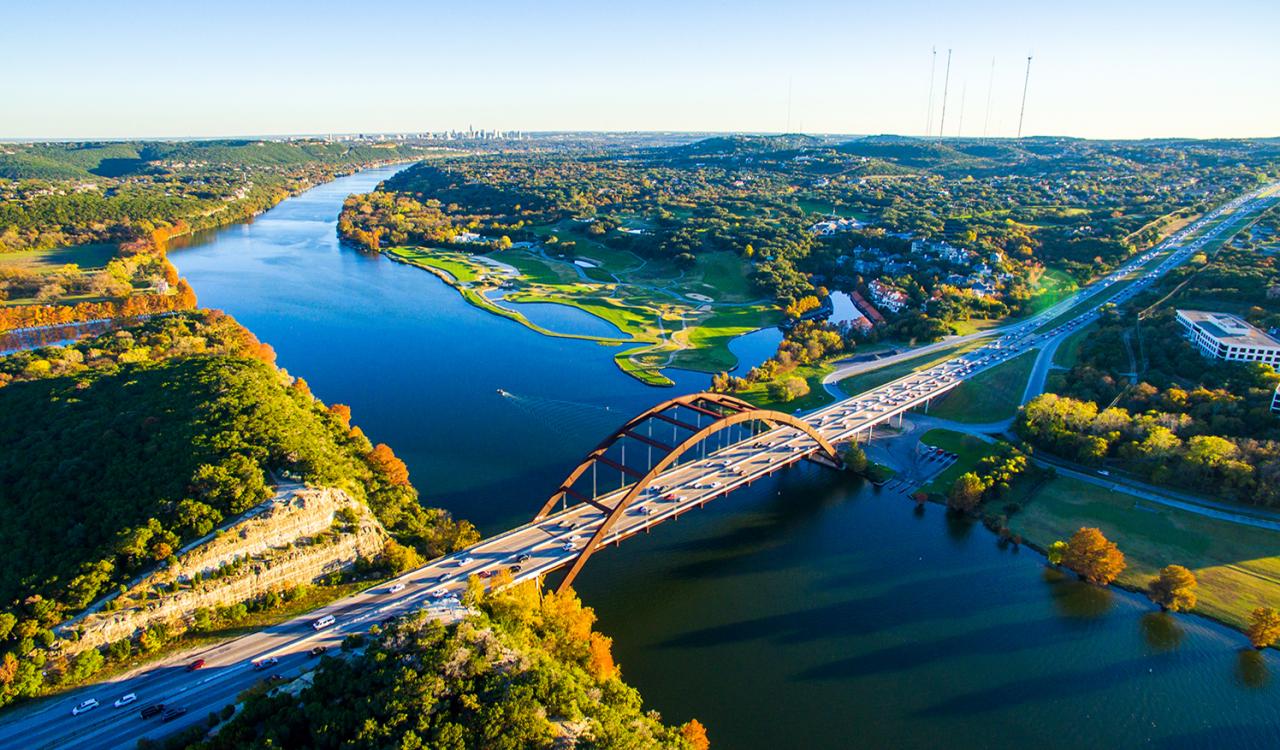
[{"left": 185, "top": 659, "right": 206, "bottom": 672}]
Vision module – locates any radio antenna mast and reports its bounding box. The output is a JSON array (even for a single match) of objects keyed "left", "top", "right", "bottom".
[
  {"left": 1017, "top": 55, "right": 1032, "bottom": 138},
  {"left": 982, "top": 57, "right": 995, "bottom": 139},
  {"left": 925, "top": 47, "right": 937, "bottom": 136},
  {"left": 957, "top": 82, "right": 967, "bottom": 137},
  {"left": 938, "top": 48, "right": 953, "bottom": 139},
  {"left": 786, "top": 77, "right": 793, "bottom": 133}
]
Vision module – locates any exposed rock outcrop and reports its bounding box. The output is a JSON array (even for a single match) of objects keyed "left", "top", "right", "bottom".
[{"left": 58, "top": 486, "right": 387, "bottom": 655}]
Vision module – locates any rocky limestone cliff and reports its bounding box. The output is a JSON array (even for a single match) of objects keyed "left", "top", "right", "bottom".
[{"left": 58, "top": 486, "right": 387, "bottom": 655}]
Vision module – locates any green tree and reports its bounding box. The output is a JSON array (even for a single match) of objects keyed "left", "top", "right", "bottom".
[
  {"left": 192, "top": 454, "right": 271, "bottom": 516},
  {"left": 1046, "top": 540, "right": 1068, "bottom": 566},
  {"left": 382, "top": 539, "right": 423, "bottom": 574},
  {"left": 843, "top": 444, "right": 868, "bottom": 475},
  {"left": 947, "top": 472, "right": 985, "bottom": 513}
]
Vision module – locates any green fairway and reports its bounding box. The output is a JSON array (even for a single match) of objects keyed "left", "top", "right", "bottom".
[
  {"left": 384, "top": 240, "right": 776, "bottom": 387},
  {"left": 387, "top": 247, "right": 487, "bottom": 283},
  {"left": 928, "top": 350, "right": 1036, "bottom": 423},
  {"left": 1009, "top": 475, "right": 1280, "bottom": 630}
]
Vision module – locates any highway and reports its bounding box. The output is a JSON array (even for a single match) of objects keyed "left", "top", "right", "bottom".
[{"left": 1, "top": 182, "right": 1275, "bottom": 750}]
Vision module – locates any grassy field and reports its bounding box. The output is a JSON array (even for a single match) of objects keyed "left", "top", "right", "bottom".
[
  {"left": 1051, "top": 323, "right": 1094, "bottom": 368},
  {"left": 1009, "top": 475, "right": 1280, "bottom": 630},
  {"left": 917, "top": 428, "right": 1000, "bottom": 495},
  {"left": 735, "top": 360, "right": 838, "bottom": 413},
  {"left": 1, "top": 243, "right": 119, "bottom": 271},
  {"left": 928, "top": 350, "right": 1037, "bottom": 423},
  {"left": 1024, "top": 269, "right": 1078, "bottom": 317}
]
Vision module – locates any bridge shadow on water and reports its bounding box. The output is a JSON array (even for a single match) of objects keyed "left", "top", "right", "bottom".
[
  {"left": 908, "top": 650, "right": 1216, "bottom": 719},
  {"left": 793, "top": 616, "right": 1095, "bottom": 682},
  {"left": 649, "top": 469, "right": 869, "bottom": 581},
  {"left": 658, "top": 562, "right": 1050, "bottom": 650}
]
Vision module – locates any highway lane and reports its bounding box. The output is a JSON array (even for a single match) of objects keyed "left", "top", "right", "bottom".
[{"left": 3, "top": 182, "right": 1275, "bottom": 750}]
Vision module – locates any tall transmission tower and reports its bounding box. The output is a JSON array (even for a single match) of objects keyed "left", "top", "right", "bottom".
[
  {"left": 786, "top": 77, "right": 793, "bottom": 133},
  {"left": 938, "top": 48, "right": 953, "bottom": 139},
  {"left": 925, "top": 47, "right": 937, "bottom": 136},
  {"left": 1016, "top": 55, "right": 1033, "bottom": 138},
  {"left": 982, "top": 57, "right": 995, "bottom": 139},
  {"left": 957, "top": 82, "right": 967, "bottom": 137}
]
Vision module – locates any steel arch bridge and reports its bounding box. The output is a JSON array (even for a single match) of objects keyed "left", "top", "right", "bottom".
[{"left": 535, "top": 392, "right": 842, "bottom": 593}]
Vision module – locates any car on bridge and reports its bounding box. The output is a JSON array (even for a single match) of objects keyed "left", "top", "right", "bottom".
[
  {"left": 185, "top": 659, "right": 206, "bottom": 672},
  {"left": 113, "top": 693, "right": 137, "bottom": 708},
  {"left": 161, "top": 707, "right": 188, "bottom": 723},
  {"left": 71, "top": 699, "right": 99, "bottom": 716},
  {"left": 457, "top": 556, "right": 475, "bottom": 567}
]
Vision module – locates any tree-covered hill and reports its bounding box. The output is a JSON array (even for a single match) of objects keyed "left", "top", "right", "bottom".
[
  {"left": 182, "top": 582, "right": 707, "bottom": 750},
  {"left": 0, "top": 312, "right": 476, "bottom": 707},
  {"left": 0, "top": 140, "right": 422, "bottom": 181}
]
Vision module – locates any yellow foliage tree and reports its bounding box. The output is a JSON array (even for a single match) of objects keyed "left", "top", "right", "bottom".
[
  {"left": 1247, "top": 607, "right": 1280, "bottom": 649},
  {"left": 1063, "top": 527, "right": 1126, "bottom": 585},
  {"left": 587, "top": 632, "right": 617, "bottom": 681}
]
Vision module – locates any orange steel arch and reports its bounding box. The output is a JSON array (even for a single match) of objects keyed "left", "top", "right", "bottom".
[
  {"left": 548, "top": 405, "right": 841, "bottom": 593},
  {"left": 534, "top": 392, "right": 760, "bottom": 520}
]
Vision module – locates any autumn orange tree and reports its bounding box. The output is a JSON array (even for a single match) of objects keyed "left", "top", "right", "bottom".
[
  {"left": 1062, "top": 527, "right": 1126, "bottom": 585},
  {"left": 1247, "top": 607, "right": 1280, "bottom": 649},
  {"left": 366, "top": 443, "right": 410, "bottom": 486},
  {"left": 681, "top": 719, "right": 711, "bottom": 750},
  {"left": 1147, "top": 565, "right": 1197, "bottom": 612}
]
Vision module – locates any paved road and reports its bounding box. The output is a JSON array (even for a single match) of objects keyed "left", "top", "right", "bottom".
[{"left": 3, "top": 183, "right": 1275, "bottom": 750}]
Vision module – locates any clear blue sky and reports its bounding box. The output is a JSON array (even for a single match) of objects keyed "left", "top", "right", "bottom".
[{"left": 3, "top": 0, "right": 1276, "bottom": 140}]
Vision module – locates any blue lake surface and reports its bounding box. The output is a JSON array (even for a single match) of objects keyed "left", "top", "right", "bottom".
[{"left": 171, "top": 167, "right": 1280, "bottom": 750}]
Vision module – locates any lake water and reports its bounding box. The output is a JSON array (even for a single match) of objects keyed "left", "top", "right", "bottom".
[{"left": 171, "top": 167, "right": 1280, "bottom": 749}]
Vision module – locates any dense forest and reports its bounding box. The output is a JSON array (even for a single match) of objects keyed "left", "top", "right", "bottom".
[
  {"left": 0, "top": 139, "right": 429, "bottom": 254},
  {"left": 0, "top": 312, "right": 477, "bottom": 707},
  {"left": 179, "top": 581, "right": 707, "bottom": 750}
]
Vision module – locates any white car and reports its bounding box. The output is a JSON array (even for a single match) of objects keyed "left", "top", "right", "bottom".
[
  {"left": 388, "top": 582, "right": 406, "bottom": 594},
  {"left": 72, "top": 698, "right": 100, "bottom": 716},
  {"left": 458, "top": 556, "right": 475, "bottom": 567},
  {"left": 562, "top": 542, "right": 578, "bottom": 552},
  {"left": 113, "top": 693, "right": 136, "bottom": 708},
  {"left": 429, "top": 587, "right": 449, "bottom": 599}
]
